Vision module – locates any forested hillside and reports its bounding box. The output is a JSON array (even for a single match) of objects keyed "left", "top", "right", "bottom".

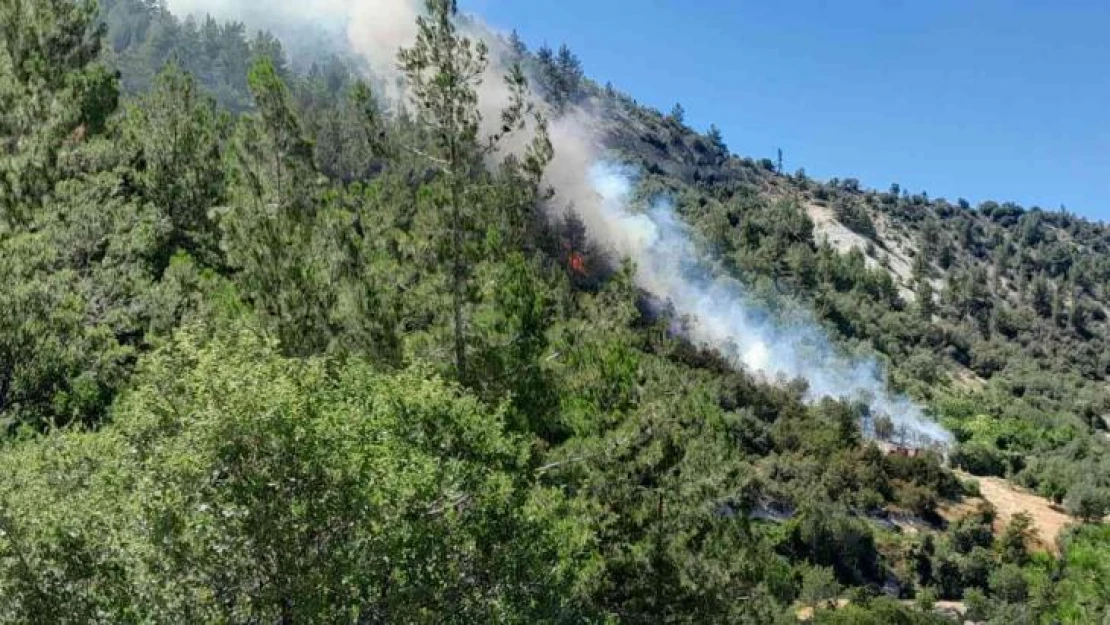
[{"left": 0, "top": 1, "right": 1107, "bottom": 623}]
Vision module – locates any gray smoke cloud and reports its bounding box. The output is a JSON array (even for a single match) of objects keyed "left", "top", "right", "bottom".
[{"left": 162, "top": 0, "right": 952, "bottom": 447}]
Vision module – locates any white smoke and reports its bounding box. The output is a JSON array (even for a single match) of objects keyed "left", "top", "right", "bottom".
[
  {"left": 162, "top": 0, "right": 354, "bottom": 71},
  {"left": 164, "top": 0, "right": 350, "bottom": 20},
  {"left": 589, "top": 163, "right": 952, "bottom": 446},
  {"left": 162, "top": 0, "right": 952, "bottom": 447}
]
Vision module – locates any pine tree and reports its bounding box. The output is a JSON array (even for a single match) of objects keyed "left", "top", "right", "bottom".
[
  {"left": 555, "top": 43, "right": 583, "bottom": 101},
  {"left": 398, "top": 0, "right": 486, "bottom": 379},
  {"left": 397, "top": 0, "right": 551, "bottom": 381},
  {"left": 967, "top": 265, "right": 994, "bottom": 336},
  {"left": 250, "top": 30, "right": 288, "bottom": 77},
  {"left": 959, "top": 217, "right": 976, "bottom": 252},
  {"left": 670, "top": 102, "right": 686, "bottom": 123},
  {"left": 221, "top": 57, "right": 330, "bottom": 355},
  {"left": 123, "top": 64, "right": 227, "bottom": 262},
  {"left": 535, "top": 44, "right": 561, "bottom": 105},
  {"left": 937, "top": 241, "right": 955, "bottom": 270},
  {"left": 1052, "top": 284, "right": 1068, "bottom": 329},
  {"left": 0, "top": 0, "right": 117, "bottom": 224},
  {"left": 706, "top": 124, "right": 727, "bottom": 155},
  {"left": 508, "top": 29, "right": 527, "bottom": 57},
  {"left": 913, "top": 252, "right": 936, "bottom": 321},
  {"left": 1070, "top": 295, "right": 1090, "bottom": 336},
  {"left": 920, "top": 219, "right": 940, "bottom": 255},
  {"left": 1030, "top": 275, "right": 1053, "bottom": 319}
]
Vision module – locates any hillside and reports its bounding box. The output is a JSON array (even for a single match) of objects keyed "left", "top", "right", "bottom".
[
  {"left": 0, "top": 1, "right": 1107, "bottom": 623},
  {"left": 606, "top": 85, "right": 1110, "bottom": 492}
]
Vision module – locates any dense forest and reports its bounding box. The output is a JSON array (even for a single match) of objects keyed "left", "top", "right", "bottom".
[{"left": 0, "top": 0, "right": 1107, "bottom": 623}]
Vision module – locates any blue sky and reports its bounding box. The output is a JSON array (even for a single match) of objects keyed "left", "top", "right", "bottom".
[{"left": 462, "top": 0, "right": 1110, "bottom": 222}]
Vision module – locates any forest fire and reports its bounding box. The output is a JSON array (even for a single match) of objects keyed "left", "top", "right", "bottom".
[
  {"left": 568, "top": 251, "right": 586, "bottom": 275},
  {"left": 561, "top": 237, "right": 589, "bottom": 276}
]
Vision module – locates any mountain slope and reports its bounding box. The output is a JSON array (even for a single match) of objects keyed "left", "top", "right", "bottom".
[{"left": 590, "top": 79, "right": 1110, "bottom": 503}]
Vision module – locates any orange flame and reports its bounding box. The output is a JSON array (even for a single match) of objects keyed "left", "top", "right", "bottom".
[{"left": 568, "top": 252, "right": 586, "bottom": 275}]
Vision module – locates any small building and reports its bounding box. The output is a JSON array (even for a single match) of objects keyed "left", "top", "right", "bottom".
[
  {"left": 875, "top": 440, "right": 923, "bottom": 458},
  {"left": 888, "top": 446, "right": 921, "bottom": 459}
]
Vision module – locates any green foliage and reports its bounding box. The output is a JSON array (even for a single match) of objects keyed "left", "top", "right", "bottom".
[
  {"left": 963, "top": 587, "right": 992, "bottom": 621},
  {"left": 1049, "top": 524, "right": 1110, "bottom": 623},
  {"left": 800, "top": 565, "right": 841, "bottom": 606},
  {"left": 121, "top": 63, "right": 227, "bottom": 263},
  {"left": 780, "top": 505, "right": 880, "bottom": 585},
  {"left": 1064, "top": 481, "right": 1110, "bottom": 522},
  {"left": 810, "top": 597, "right": 953, "bottom": 624},
  {"left": 998, "top": 513, "right": 1034, "bottom": 565},
  {"left": 951, "top": 442, "right": 1008, "bottom": 477},
  {"left": 834, "top": 199, "right": 877, "bottom": 239},
  {"left": 397, "top": 1, "right": 552, "bottom": 382},
  {"left": 0, "top": 326, "right": 599, "bottom": 622},
  {"left": 0, "top": 0, "right": 116, "bottom": 223},
  {"left": 219, "top": 57, "right": 332, "bottom": 356},
  {"left": 534, "top": 43, "right": 584, "bottom": 108},
  {"left": 989, "top": 564, "right": 1029, "bottom": 604},
  {"left": 100, "top": 0, "right": 254, "bottom": 111}
]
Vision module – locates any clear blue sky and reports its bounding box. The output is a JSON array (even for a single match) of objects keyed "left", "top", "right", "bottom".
[{"left": 462, "top": 0, "right": 1110, "bottom": 222}]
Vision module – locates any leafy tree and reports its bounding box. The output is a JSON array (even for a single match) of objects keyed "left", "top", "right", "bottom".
[
  {"left": 801, "top": 566, "right": 841, "bottom": 608},
  {"left": 989, "top": 564, "right": 1029, "bottom": 604},
  {"left": 783, "top": 505, "right": 880, "bottom": 585},
  {"left": 933, "top": 555, "right": 963, "bottom": 599},
  {"left": 0, "top": 325, "right": 599, "bottom": 622},
  {"left": 1065, "top": 481, "right": 1110, "bottom": 522}
]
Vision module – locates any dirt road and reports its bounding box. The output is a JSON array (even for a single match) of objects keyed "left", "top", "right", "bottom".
[{"left": 957, "top": 472, "right": 1074, "bottom": 553}]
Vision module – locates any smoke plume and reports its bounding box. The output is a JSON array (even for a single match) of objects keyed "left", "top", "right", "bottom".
[
  {"left": 163, "top": 0, "right": 952, "bottom": 446},
  {"left": 589, "top": 163, "right": 952, "bottom": 446},
  {"left": 164, "top": 0, "right": 351, "bottom": 65}
]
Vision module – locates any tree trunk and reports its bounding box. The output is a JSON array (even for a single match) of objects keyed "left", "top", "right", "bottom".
[{"left": 449, "top": 141, "right": 467, "bottom": 380}]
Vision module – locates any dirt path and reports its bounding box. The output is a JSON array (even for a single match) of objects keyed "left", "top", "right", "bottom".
[{"left": 957, "top": 472, "right": 1074, "bottom": 553}]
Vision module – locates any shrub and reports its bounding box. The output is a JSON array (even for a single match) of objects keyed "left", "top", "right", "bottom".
[
  {"left": 951, "top": 443, "right": 1007, "bottom": 477},
  {"left": 989, "top": 565, "right": 1028, "bottom": 604}
]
